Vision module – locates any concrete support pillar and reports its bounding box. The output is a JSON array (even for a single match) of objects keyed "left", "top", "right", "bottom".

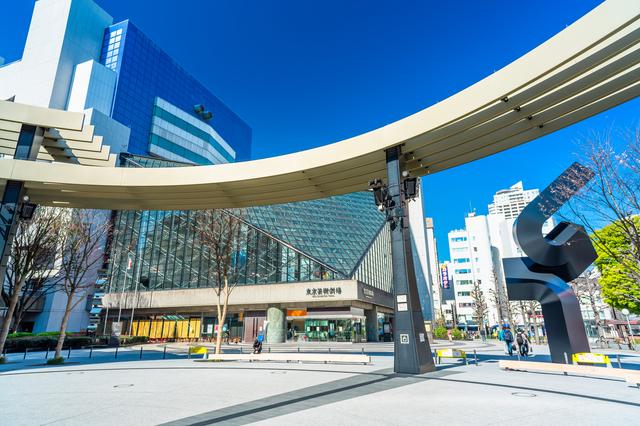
[
  {"left": 386, "top": 146, "right": 435, "bottom": 374},
  {"left": 266, "top": 306, "right": 285, "bottom": 343},
  {"left": 365, "top": 308, "right": 379, "bottom": 342}
]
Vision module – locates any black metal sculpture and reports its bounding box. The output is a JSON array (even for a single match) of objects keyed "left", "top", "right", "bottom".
[{"left": 503, "top": 162, "right": 596, "bottom": 363}]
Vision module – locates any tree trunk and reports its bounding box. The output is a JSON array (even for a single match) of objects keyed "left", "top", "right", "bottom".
[
  {"left": 214, "top": 277, "right": 230, "bottom": 355},
  {"left": 54, "top": 293, "right": 75, "bottom": 359},
  {"left": 589, "top": 294, "right": 604, "bottom": 339},
  {"left": 518, "top": 302, "right": 530, "bottom": 333},
  {"left": 531, "top": 309, "right": 541, "bottom": 344},
  {"left": 0, "top": 278, "right": 26, "bottom": 354},
  {"left": 214, "top": 285, "right": 224, "bottom": 355},
  {"left": 11, "top": 302, "right": 27, "bottom": 334},
  {"left": 214, "top": 302, "right": 222, "bottom": 355},
  {"left": 502, "top": 297, "right": 516, "bottom": 330}
]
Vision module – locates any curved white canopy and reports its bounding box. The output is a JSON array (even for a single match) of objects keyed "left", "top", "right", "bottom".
[{"left": 1, "top": 0, "right": 639, "bottom": 210}]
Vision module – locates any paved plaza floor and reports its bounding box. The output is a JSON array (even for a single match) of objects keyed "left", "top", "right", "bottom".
[{"left": 1, "top": 340, "right": 639, "bottom": 425}]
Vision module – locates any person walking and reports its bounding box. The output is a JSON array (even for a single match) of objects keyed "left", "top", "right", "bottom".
[
  {"left": 447, "top": 329, "right": 453, "bottom": 343},
  {"left": 480, "top": 327, "right": 487, "bottom": 343},
  {"left": 516, "top": 329, "right": 530, "bottom": 357},
  {"left": 503, "top": 327, "right": 515, "bottom": 356}
]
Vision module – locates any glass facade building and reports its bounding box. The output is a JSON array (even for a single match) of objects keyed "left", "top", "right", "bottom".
[
  {"left": 150, "top": 97, "right": 236, "bottom": 164},
  {"left": 99, "top": 21, "right": 252, "bottom": 161},
  {"left": 105, "top": 154, "right": 395, "bottom": 343},
  {"left": 108, "top": 155, "right": 392, "bottom": 294}
]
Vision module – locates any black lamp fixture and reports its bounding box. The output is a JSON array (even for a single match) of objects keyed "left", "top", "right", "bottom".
[
  {"left": 369, "top": 179, "right": 396, "bottom": 215},
  {"left": 403, "top": 177, "right": 419, "bottom": 200},
  {"left": 19, "top": 195, "right": 37, "bottom": 220},
  {"left": 401, "top": 170, "right": 419, "bottom": 200},
  {"left": 369, "top": 179, "right": 385, "bottom": 208}
]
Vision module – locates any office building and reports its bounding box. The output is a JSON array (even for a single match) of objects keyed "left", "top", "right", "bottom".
[
  {"left": 446, "top": 181, "right": 557, "bottom": 330},
  {"left": 488, "top": 181, "right": 539, "bottom": 220},
  {"left": 101, "top": 154, "right": 397, "bottom": 342},
  {"left": 447, "top": 213, "right": 502, "bottom": 328},
  {"left": 0, "top": 0, "right": 250, "bottom": 332}
]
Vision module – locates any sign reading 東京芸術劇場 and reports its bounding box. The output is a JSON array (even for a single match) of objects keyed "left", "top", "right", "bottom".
[{"left": 306, "top": 287, "right": 342, "bottom": 298}]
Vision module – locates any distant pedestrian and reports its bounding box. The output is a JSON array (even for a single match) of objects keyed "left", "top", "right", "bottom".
[
  {"left": 516, "top": 329, "right": 530, "bottom": 357},
  {"left": 253, "top": 337, "right": 263, "bottom": 354},
  {"left": 503, "top": 327, "right": 514, "bottom": 356},
  {"left": 480, "top": 328, "right": 487, "bottom": 342},
  {"left": 447, "top": 329, "right": 453, "bottom": 342}
]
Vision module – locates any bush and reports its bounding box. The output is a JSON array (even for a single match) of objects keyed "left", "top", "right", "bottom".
[
  {"left": 7, "top": 332, "right": 34, "bottom": 339},
  {"left": 46, "top": 357, "right": 65, "bottom": 365},
  {"left": 119, "top": 335, "right": 148, "bottom": 345},
  {"left": 3, "top": 336, "right": 92, "bottom": 353},
  {"left": 36, "top": 331, "right": 63, "bottom": 337},
  {"left": 451, "top": 328, "right": 464, "bottom": 340},
  {"left": 434, "top": 326, "right": 448, "bottom": 339},
  {"left": 7, "top": 331, "right": 81, "bottom": 340}
]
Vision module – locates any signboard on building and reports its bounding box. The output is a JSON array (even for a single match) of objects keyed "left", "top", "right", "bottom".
[
  {"left": 363, "top": 288, "right": 374, "bottom": 299},
  {"left": 440, "top": 264, "right": 450, "bottom": 289},
  {"left": 306, "top": 287, "right": 342, "bottom": 298}
]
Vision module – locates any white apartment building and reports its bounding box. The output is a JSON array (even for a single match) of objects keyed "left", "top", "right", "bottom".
[
  {"left": 447, "top": 181, "right": 555, "bottom": 329},
  {"left": 488, "top": 181, "right": 539, "bottom": 220},
  {"left": 448, "top": 213, "right": 501, "bottom": 327}
]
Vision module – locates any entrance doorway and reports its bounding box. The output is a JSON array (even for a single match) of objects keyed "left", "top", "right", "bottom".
[{"left": 286, "top": 318, "right": 365, "bottom": 342}]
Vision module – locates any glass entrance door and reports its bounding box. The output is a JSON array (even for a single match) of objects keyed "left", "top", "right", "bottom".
[{"left": 299, "top": 319, "right": 366, "bottom": 342}]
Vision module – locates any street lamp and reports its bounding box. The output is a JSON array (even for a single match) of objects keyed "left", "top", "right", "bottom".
[
  {"left": 18, "top": 195, "right": 37, "bottom": 220},
  {"left": 369, "top": 172, "right": 417, "bottom": 227},
  {"left": 621, "top": 308, "right": 635, "bottom": 350}
]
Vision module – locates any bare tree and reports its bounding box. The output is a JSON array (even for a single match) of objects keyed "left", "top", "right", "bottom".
[
  {"left": 571, "top": 273, "right": 605, "bottom": 340},
  {"left": 10, "top": 278, "right": 59, "bottom": 333},
  {"left": 489, "top": 287, "right": 516, "bottom": 330},
  {"left": 0, "top": 207, "right": 64, "bottom": 355},
  {"left": 52, "top": 210, "right": 110, "bottom": 360},
  {"left": 196, "top": 209, "right": 246, "bottom": 355},
  {"left": 525, "top": 300, "right": 542, "bottom": 344},
  {"left": 517, "top": 301, "right": 531, "bottom": 333},
  {"left": 471, "top": 281, "right": 488, "bottom": 334},
  {"left": 560, "top": 131, "right": 640, "bottom": 310}
]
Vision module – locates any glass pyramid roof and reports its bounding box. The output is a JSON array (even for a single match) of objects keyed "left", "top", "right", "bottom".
[
  {"left": 241, "top": 192, "right": 385, "bottom": 276},
  {"left": 119, "top": 154, "right": 386, "bottom": 278}
]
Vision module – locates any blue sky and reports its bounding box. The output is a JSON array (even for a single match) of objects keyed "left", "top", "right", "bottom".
[{"left": 1, "top": 0, "right": 638, "bottom": 258}]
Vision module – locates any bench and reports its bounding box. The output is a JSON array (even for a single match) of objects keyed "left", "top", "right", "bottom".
[
  {"left": 197, "top": 352, "right": 371, "bottom": 365},
  {"left": 436, "top": 348, "right": 468, "bottom": 365},
  {"left": 499, "top": 360, "right": 640, "bottom": 385}
]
